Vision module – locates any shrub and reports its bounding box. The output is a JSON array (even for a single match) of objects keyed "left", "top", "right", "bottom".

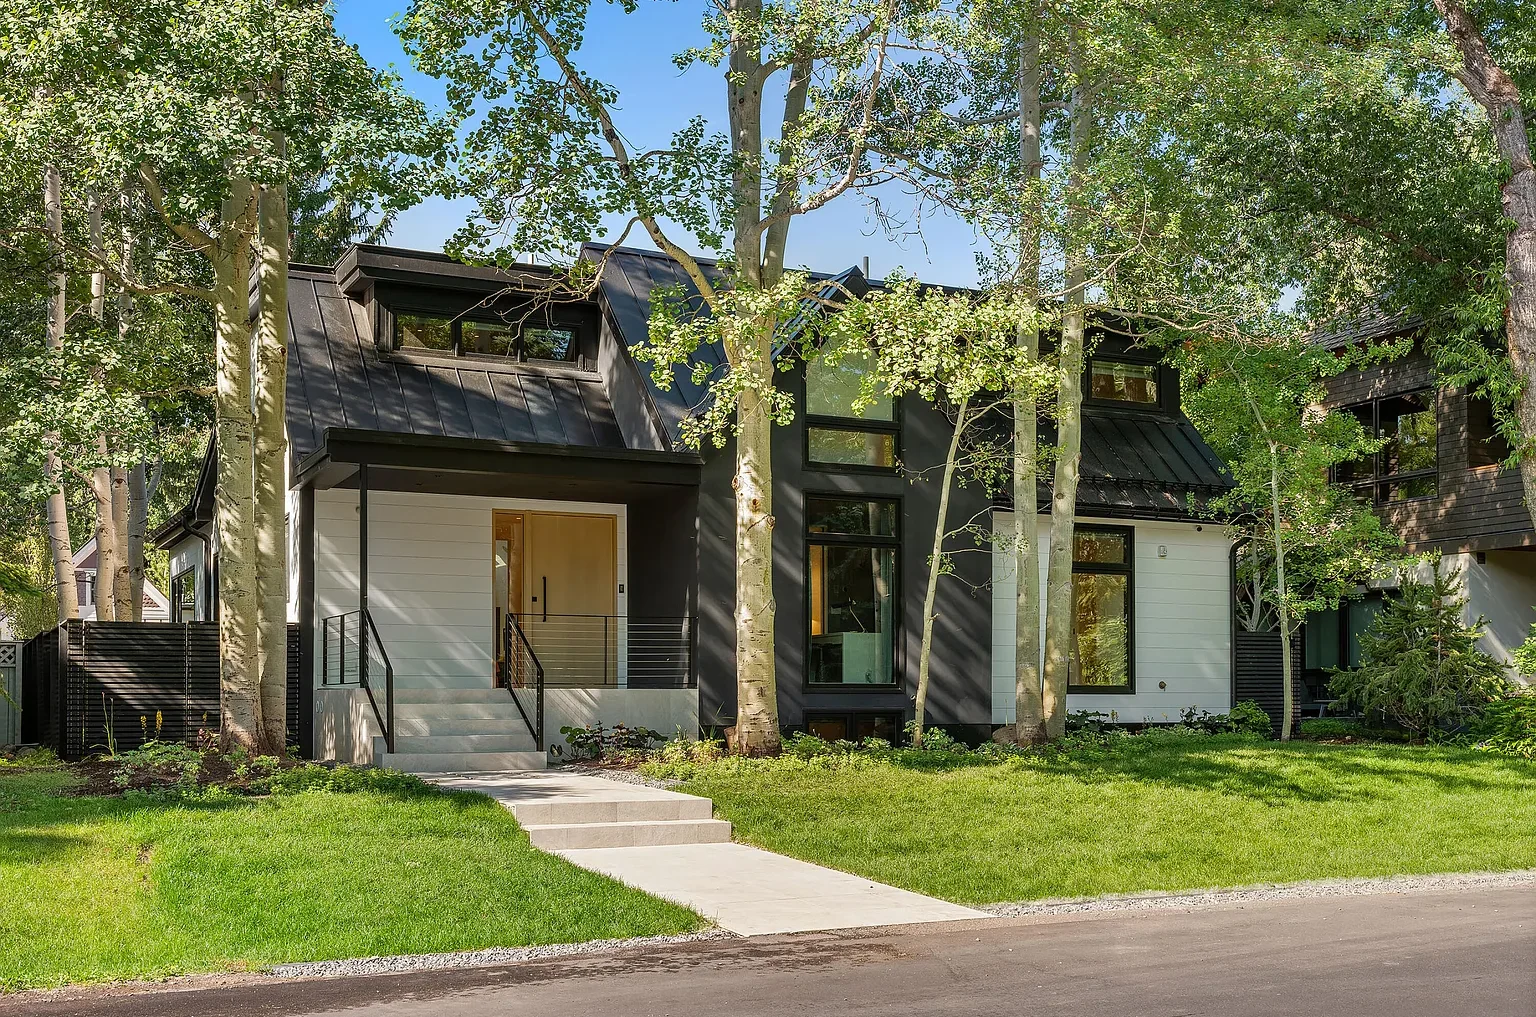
[
  {"left": 1465, "top": 691, "right": 1536, "bottom": 760},
  {"left": 1227, "top": 700, "right": 1273, "bottom": 737},
  {"left": 1328, "top": 568, "right": 1507, "bottom": 741},
  {"left": 555, "top": 723, "right": 666, "bottom": 761},
  {"left": 1298, "top": 717, "right": 1365, "bottom": 740}
]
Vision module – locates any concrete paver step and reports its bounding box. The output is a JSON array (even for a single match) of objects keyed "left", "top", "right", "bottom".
[{"left": 524, "top": 818, "right": 733, "bottom": 850}]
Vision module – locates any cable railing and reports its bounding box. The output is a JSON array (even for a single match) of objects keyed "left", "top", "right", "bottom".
[
  {"left": 321, "top": 609, "right": 394, "bottom": 753},
  {"left": 515, "top": 614, "right": 694, "bottom": 689}
]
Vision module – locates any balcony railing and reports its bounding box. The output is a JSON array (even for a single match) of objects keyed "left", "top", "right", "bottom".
[{"left": 510, "top": 614, "right": 694, "bottom": 689}]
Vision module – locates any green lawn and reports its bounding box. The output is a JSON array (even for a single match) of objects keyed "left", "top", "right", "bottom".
[
  {"left": 0, "top": 769, "right": 700, "bottom": 992},
  {"left": 676, "top": 736, "right": 1536, "bottom": 905}
]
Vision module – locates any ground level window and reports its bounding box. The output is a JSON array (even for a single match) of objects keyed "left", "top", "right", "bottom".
[
  {"left": 1070, "top": 526, "right": 1133, "bottom": 693},
  {"left": 807, "top": 497, "right": 899, "bottom": 686},
  {"left": 805, "top": 712, "right": 902, "bottom": 743}
]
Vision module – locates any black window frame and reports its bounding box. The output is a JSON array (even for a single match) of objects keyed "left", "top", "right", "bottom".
[
  {"left": 1466, "top": 393, "right": 1512, "bottom": 469},
  {"left": 802, "top": 352, "right": 901, "bottom": 474},
  {"left": 804, "top": 710, "right": 905, "bottom": 744},
  {"left": 391, "top": 309, "right": 582, "bottom": 365},
  {"left": 1335, "top": 389, "right": 1439, "bottom": 504},
  {"left": 1068, "top": 523, "right": 1136, "bottom": 695},
  {"left": 804, "top": 494, "right": 902, "bottom": 691},
  {"left": 169, "top": 566, "right": 197, "bottom": 624},
  {"left": 1084, "top": 356, "right": 1163, "bottom": 408}
]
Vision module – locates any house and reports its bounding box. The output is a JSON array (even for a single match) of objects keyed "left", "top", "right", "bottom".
[
  {"left": 71, "top": 538, "right": 172, "bottom": 622},
  {"left": 158, "top": 244, "right": 1236, "bottom": 771},
  {"left": 1308, "top": 314, "right": 1536, "bottom": 689}
]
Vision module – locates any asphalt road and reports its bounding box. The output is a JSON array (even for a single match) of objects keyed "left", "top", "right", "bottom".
[{"left": 10, "top": 885, "right": 1535, "bottom": 1017}]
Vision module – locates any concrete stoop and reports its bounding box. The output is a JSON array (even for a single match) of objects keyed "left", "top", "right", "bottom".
[{"left": 425, "top": 771, "right": 732, "bottom": 849}]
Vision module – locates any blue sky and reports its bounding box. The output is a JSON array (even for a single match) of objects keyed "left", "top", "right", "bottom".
[{"left": 332, "top": 2, "right": 986, "bottom": 286}]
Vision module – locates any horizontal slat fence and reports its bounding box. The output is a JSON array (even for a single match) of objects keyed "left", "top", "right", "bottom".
[
  {"left": 20, "top": 621, "right": 301, "bottom": 760},
  {"left": 1233, "top": 629, "right": 1301, "bottom": 737}
]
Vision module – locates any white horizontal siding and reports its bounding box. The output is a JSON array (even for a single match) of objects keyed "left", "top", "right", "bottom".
[
  {"left": 991, "top": 513, "right": 1232, "bottom": 724},
  {"left": 312, "top": 490, "right": 627, "bottom": 692}
]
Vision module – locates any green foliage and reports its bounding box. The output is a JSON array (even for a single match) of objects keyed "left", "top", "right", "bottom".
[
  {"left": 1464, "top": 691, "right": 1536, "bottom": 760},
  {"left": 555, "top": 723, "right": 665, "bottom": 761},
  {"left": 676, "top": 738, "right": 1536, "bottom": 905},
  {"left": 1298, "top": 717, "right": 1367, "bottom": 740},
  {"left": 1178, "top": 701, "right": 1273, "bottom": 738},
  {"left": 0, "top": 560, "right": 36, "bottom": 598},
  {"left": 1509, "top": 623, "right": 1536, "bottom": 677},
  {"left": 1329, "top": 568, "right": 1508, "bottom": 739}
]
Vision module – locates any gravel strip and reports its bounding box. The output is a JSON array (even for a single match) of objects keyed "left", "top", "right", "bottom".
[
  {"left": 562, "top": 764, "right": 682, "bottom": 789},
  {"left": 981, "top": 869, "right": 1536, "bottom": 918},
  {"left": 267, "top": 929, "right": 736, "bottom": 979}
]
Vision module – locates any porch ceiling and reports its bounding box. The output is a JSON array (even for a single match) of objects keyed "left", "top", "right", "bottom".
[{"left": 297, "top": 427, "right": 703, "bottom": 496}]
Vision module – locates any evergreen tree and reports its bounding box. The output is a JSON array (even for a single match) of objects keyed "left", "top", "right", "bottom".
[{"left": 1330, "top": 567, "right": 1507, "bottom": 741}]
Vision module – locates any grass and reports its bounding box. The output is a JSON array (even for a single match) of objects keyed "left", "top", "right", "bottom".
[
  {"left": 675, "top": 735, "right": 1536, "bottom": 905},
  {"left": 0, "top": 768, "right": 701, "bottom": 992}
]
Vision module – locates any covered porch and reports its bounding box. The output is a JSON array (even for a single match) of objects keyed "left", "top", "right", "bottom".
[{"left": 296, "top": 428, "right": 703, "bottom": 769}]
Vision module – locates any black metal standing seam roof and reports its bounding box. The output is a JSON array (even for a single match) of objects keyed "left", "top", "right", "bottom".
[
  {"left": 1309, "top": 310, "right": 1424, "bottom": 350},
  {"left": 285, "top": 270, "right": 627, "bottom": 462}
]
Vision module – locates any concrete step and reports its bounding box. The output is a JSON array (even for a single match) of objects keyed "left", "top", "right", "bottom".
[
  {"left": 392, "top": 702, "right": 529, "bottom": 720},
  {"left": 392, "top": 716, "right": 530, "bottom": 736},
  {"left": 388, "top": 734, "right": 537, "bottom": 754},
  {"left": 524, "top": 818, "right": 732, "bottom": 850},
  {"left": 510, "top": 795, "right": 715, "bottom": 827},
  {"left": 378, "top": 750, "right": 548, "bottom": 772},
  {"left": 391, "top": 688, "right": 523, "bottom": 705}
]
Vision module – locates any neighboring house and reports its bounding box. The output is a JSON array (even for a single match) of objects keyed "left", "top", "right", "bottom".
[
  {"left": 71, "top": 538, "right": 172, "bottom": 623},
  {"left": 159, "top": 243, "right": 1236, "bottom": 771},
  {"left": 1310, "top": 314, "right": 1536, "bottom": 689}
]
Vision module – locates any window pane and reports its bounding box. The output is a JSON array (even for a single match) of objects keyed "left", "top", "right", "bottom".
[
  {"left": 807, "top": 498, "right": 897, "bottom": 537},
  {"left": 1384, "top": 476, "right": 1436, "bottom": 501},
  {"left": 807, "top": 340, "right": 893, "bottom": 420},
  {"left": 1071, "top": 573, "right": 1129, "bottom": 687},
  {"left": 461, "top": 319, "right": 517, "bottom": 357},
  {"left": 856, "top": 713, "right": 899, "bottom": 742},
  {"left": 1346, "top": 595, "right": 1383, "bottom": 668},
  {"left": 808, "top": 544, "right": 896, "bottom": 685},
  {"left": 1090, "top": 360, "right": 1158, "bottom": 403},
  {"left": 806, "top": 716, "right": 849, "bottom": 741},
  {"left": 1304, "top": 608, "right": 1340, "bottom": 670},
  {"left": 1073, "top": 530, "right": 1128, "bottom": 566},
  {"left": 525, "top": 326, "right": 577, "bottom": 361},
  {"left": 397, "top": 313, "right": 454, "bottom": 351},
  {"left": 808, "top": 426, "right": 895, "bottom": 468},
  {"left": 1380, "top": 392, "right": 1435, "bottom": 475}
]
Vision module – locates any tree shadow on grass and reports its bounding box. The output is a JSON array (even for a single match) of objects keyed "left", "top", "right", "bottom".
[{"left": 866, "top": 739, "right": 1536, "bottom": 808}]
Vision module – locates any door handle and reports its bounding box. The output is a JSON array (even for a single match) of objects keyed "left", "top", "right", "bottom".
[{"left": 542, "top": 576, "right": 547, "bottom": 622}]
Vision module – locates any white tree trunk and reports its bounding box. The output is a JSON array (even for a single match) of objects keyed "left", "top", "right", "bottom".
[
  {"left": 126, "top": 462, "right": 158, "bottom": 621},
  {"left": 87, "top": 195, "right": 119, "bottom": 622},
  {"left": 213, "top": 177, "right": 263, "bottom": 752},
  {"left": 110, "top": 467, "right": 131, "bottom": 616},
  {"left": 731, "top": 375, "right": 780, "bottom": 754},
  {"left": 111, "top": 194, "right": 136, "bottom": 619},
  {"left": 1013, "top": 14, "right": 1046, "bottom": 746},
  {"left": 1040, "top": 53, "right": 1093, "bottom": 742},
  {"left": 914, "top": 398, "right": 969, "bottom": 747},
  {"left": 41, "top": 164, "right": 78, "bottom": 622},
  {"left": 1269, "top": 448, "right": 1293, "bottom": 741},
  {"left": 254, "top": 160, "right": 291, "bottom": 756}
]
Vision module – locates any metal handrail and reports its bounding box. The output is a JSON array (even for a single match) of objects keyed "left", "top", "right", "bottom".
[
  {"left": 500, "top": 611, "right": 544, "bottom": 747},
  {"left": 321, "top": 610, "right": 394, "bottom": 754}
]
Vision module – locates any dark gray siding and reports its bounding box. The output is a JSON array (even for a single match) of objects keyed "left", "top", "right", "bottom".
[{"left": 695, "top": 364, "right": 992, "bottom": 732}]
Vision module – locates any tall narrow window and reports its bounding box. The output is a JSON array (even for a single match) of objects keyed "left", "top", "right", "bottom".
[
  {"left": 1069, "top": 526, "right": 1133, "bottom": 693},
  {"left": 805, "top": 340, "right": 899, "bottom": 470},
  {"left": 806, "top": 497, "right": 899, "bottom": 686},
  {"left": 170, "top": 569, "right": 197, "bottom": 624}
]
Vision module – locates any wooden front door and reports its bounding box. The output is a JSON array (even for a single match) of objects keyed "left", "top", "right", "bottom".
[{"left": 494, "top": 510, "right": 618, "bottom": 686}]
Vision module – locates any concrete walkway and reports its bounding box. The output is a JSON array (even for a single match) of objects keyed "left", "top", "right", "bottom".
[{"left": 424, "top": 770, "right": 989, "bottom": 936}]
